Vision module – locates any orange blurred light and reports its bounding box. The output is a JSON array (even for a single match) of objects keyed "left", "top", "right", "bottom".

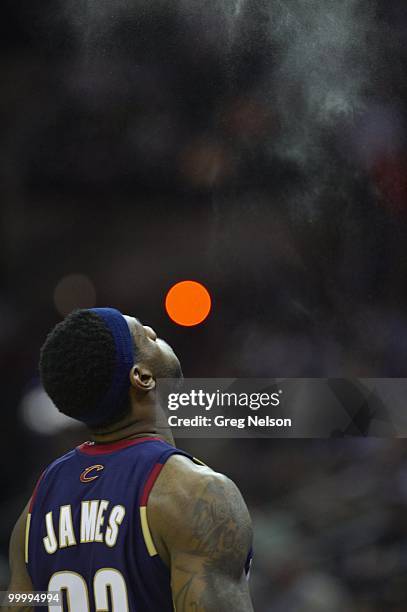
[{"left": 165, "top": 280, "right": 212, "bottom": 327}]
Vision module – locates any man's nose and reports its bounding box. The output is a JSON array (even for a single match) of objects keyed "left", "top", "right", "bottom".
[{"left": 144, "top": 325, "right": 157, "bottom": 341}]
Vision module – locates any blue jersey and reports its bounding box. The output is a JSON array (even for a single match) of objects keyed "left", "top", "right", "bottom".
[
  {"left": 26, "top": 436, "right": 253, "bottom": 611},
  {"left": 26, "top": 436, "right": 196, "bottom": 611}
]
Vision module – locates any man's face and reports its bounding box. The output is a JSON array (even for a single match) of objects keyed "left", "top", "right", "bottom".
[{"left": 123, "top": 315, "right": 183, "bottom": 380}]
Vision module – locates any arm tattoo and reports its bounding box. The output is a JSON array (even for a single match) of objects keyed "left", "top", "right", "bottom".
[
  {"left": 192, "top": 480, "right": 250, "bottom": 572},
  {"left": 173, "top": 478, "right": 253, "bottom": 612}
]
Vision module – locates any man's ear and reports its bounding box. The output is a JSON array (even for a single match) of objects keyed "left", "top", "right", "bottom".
[{"left": 129, "top": 364, "right": 156, "bottom": 392}]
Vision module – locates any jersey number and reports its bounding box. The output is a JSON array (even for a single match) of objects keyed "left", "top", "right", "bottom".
[{"left": 48, "top": 568, "right": 129, "bottom": 611}]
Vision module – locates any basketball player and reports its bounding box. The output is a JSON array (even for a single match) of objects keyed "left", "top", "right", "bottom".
[{"left": 8, "top": 308, "right": 254, "bottom": 611}]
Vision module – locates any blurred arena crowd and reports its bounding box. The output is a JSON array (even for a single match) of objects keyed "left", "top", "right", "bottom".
[{"left": 1, "top": 1, "right": 407, "bottom": 609}]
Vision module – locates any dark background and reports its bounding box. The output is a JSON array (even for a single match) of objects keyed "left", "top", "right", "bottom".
[{"left": 1, "top": 1, "right": 407, "bottom": 609}]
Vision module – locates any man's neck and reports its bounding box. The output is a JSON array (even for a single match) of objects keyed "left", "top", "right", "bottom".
[
  {"left": 89, "top": 419, "right": 175, "bottom": 447},
  {"left": 88, "top": 393, "right": 175, "bottom": 446}
]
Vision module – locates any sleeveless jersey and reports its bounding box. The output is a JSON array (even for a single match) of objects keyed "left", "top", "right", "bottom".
[{"left": 26, "top": 436, "right": 253, "bottom": 611}]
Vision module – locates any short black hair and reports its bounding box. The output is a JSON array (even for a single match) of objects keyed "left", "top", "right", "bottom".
[{"left": 39, "top": 309, "right": 133, "bottom": 427}]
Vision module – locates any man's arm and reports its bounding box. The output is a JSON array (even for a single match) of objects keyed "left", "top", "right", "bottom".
[
  {"left": 148, "top": 455, "right": 254, "bottom": 612},
  {"left": 7, "top": 501, "right": 34, "bottom": 612}
]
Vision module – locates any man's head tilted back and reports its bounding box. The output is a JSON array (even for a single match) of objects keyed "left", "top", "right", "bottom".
[{"left": 39, "top": 308, "right": 182, "bottom": 429}]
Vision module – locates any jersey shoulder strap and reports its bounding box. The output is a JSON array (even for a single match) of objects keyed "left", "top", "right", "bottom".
[{"left": 138, "top": 445, "right": 202, "bottom": 558}]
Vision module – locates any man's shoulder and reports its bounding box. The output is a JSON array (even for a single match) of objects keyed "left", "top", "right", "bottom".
[
  {"left": 151, "top": 452, "right": 236, "bottom": 509},
  {"left": 41, "top": 448, "right": 78, "bottom": 477},
  {"left": 148, "top": 453, "right": 252, "bottom": 565}
]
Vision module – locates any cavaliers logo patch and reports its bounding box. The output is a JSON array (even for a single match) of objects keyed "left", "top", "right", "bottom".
[{"left": 80, "top": 464, "right": 104, "bottom": 483}]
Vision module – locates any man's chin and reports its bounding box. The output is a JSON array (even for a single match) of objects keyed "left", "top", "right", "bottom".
[
  {"left": 157, "top": 369, "right": 184, "bottom": 398},
  {"left": 167, "top": 361, "right": 184, "bottom": 386},
  {"left": 157, "top": 351, "right": 183, "bottom": 382}
]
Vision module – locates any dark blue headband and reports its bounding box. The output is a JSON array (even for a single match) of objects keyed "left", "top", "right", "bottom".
[{"left": 79, "top": 307, "right": 135, "bottom": 426}]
